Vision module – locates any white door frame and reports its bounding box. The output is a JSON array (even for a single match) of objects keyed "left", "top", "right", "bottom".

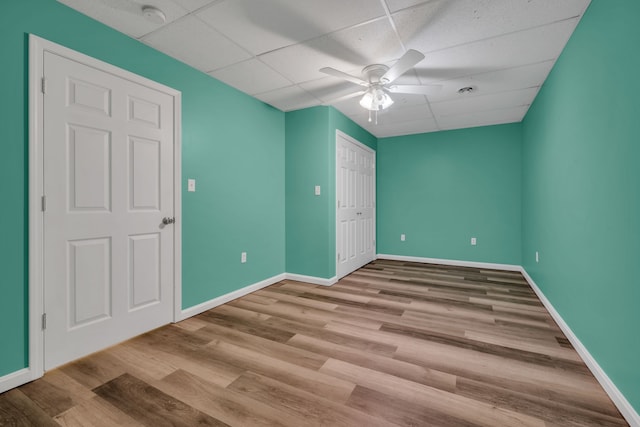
[
  {"left": 335, "top": 129, "right": 376, "bottom": 279},
  {"left": 28, "top": 35, "right": 182, "bottom": 381}
]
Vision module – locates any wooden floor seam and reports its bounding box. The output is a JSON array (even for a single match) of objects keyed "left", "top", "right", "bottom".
[{"left": 0, "top": 260, "right": 629, "bottom": 426}]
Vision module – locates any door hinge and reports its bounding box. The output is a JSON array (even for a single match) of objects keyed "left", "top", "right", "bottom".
[
  {"left": 41, "top": 77, "right": 47, "bottom": 94},
  {"left": 41, "top": 195, "right": 46, "bottom": 212},
  {"left": 42, "top": 313, "right": 47, "bottom": 330}
]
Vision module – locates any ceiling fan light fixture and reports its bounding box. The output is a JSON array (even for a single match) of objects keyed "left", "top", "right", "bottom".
[
  {"left": 359, "top": 87, "right": 394, "bottom": 111},
  {"left": 359, "top": 90, "right": 374, "bottom": 110}
]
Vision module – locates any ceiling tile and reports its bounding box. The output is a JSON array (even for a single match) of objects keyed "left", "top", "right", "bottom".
[
  {"left": 350, "top": 103, "right": 433, "bottom": 126},
  {"left": 254, "top": 85, "right": 320, "bottom": 111},
  {"left": 388, "top": 93, "right": 429, "bottom": 109},
  {"left": 259, "top": 44, "right": 359, "bottom": 85},
  {"left": 321, "top": 17, "right": 405, "bottom": 66},
  {"left": 386, "top": 0, "right": 434, "bottom": 13},
  {"left": 413, "top": 18, "right": 581, "bottom": 82},
  {"left": 424, "top": 60, "right": 554, "bottom": 103},
  {"left": 393, "top": 0, "right": 590, "bottom": 53},
  {"left": 141, "top": 16, "right": 251, "bottom": 72},
  {"left": 259, "top": 18, "right": 405, "bottom": 84},
  {"left": 436, "top": 105, "right": 529, "bottom": 131},
  {"left": 58, "top": 0, "right": 189, "bottom": 38},
  {"left": 210, "top": 59, "right": 292, "bottom": 95},
  {"left": 196, "top": 0, "right": 386, "bottom": 55},
  {"left": 371, "top": 116, "right": 440, "bottom": 138},
  {"left": 299, "top": 78, "right": 363, "bottom": 103},
  {"left": 333, "top": 98, "right": 369, "bottom": 117},
  {"left": 344, "top": 105, "right": 438, "bottom": 137},
  {"left": 384, "top": 103, "right": 434, "bottom": 123},
  {"left": 431, "top": 87, "right": 538, "bottom": 117},
  {"left": 169, "top": 0, "right": 217, "bottom": 13}
]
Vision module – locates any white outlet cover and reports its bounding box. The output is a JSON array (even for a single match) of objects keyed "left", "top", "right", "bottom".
[
  {"left": 188, "top": 179, "right": 196, "bottom": 192},
  {"left": 401, "top": 234, "right": 406, "bottom": 241},
  {"left": 471, "top": 237, "right": 477, "bottom": 246},
  {"left": 315, "top": 185, "right": 321, "bottom": 196},
  {"left": 241, "top": 252, "right": 247, "bottom": 263}
]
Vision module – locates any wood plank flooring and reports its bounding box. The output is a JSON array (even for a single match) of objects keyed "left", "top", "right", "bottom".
[{"left": 0, "top": 260, "right": 629, "bottom": 426}]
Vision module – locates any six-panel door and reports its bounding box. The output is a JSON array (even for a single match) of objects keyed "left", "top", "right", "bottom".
[{"left": 43, "top": 51, "right": 175, "bottom": 370}]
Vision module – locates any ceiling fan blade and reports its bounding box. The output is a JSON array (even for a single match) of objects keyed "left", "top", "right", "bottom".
[
  {"left": 320, "top": 67, "right": 369, "bottom": 87},
  {"left": 388, "top": 84, "right": 442, "bottom": 96},
  {"left": 381, "top": 50, "right": 425, "bottom": 84},
  {"left": 322, "top": 90, "right": 367, "bottom": 105}
]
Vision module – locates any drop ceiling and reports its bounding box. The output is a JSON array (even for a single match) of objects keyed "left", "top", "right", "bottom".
[{"left": 58, "top": 0, "right": 591, "bottom": 138}]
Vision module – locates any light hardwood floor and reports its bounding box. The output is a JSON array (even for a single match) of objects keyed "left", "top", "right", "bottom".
[{"left": 0, "top": 260, "right": 629, "bottom": 426}]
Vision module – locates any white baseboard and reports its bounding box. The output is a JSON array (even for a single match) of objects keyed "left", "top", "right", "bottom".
[
  {"left": 285, "top": 273, "right": 337, "bottom": 287},
  {"left": 178, "top": 272, "right": 337, "bottom": 321},
  {"left": 0, "top": 368, "right": 33, "bottom": 394},
  {"left": 178, "top": 273, "right": 286, "bottom": 321},
  {"left": 377, "top": 254, "right": 639, "bottom": 425},
  {"left": 376, "top": 254, "right": 521, "bottom": 272},
  {"left": 5, "top": 260, "right": 637, "bottom": 425},
  {"left": 2, "top": 270, "right": 325, "bottom": 394},
  {"left": 520, "top": 268, "right": 639, "bottom": 427}
]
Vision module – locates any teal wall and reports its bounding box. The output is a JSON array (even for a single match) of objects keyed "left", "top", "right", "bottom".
[
  {"left": 285, "top": 107, "right": 331, "bottom": 278},
  {"left": 377, "top": 124, "right": 522, "bottom": 265},
  {"left": 0, "top": 0, "right": 284, "bottom": 377},
  {"left": 3, "top": 0, "right": 638, "bottom": 416},
  {"left": 522, "top": 0, "right": 640, "bottom": 411},
  {"left": 285, "top": 107, "right": 375, "bottom": 278}
]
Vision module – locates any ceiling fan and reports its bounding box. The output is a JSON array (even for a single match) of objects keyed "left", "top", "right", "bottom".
[{"left": 320, "top": 49, "right": 440, "bottom": 124}]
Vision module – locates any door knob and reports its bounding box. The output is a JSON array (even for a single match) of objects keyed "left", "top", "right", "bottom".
[{"left": 162, "top": 217, "right": 175, "bottom": 225}]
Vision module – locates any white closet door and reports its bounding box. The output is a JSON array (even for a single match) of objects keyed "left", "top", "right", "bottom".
[
  {"left": 337, "top": 133, "right": 375, "bottom": 279},
  {"left": 358, "top": 145, "right": 375, "bottom": 264},
  {"left": 43, "top": 51, "right": 175, "bottom": 370}
]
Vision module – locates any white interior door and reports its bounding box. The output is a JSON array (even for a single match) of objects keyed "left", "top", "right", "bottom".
[
  {"left": 43, "top": 51, "right": 175, "bottom": 370},
  {"left": 336, "top": 132, "right": 375, "bottom": 279},
  {"left": 358, "top": 144, "right": 375, "bottom": 264}
]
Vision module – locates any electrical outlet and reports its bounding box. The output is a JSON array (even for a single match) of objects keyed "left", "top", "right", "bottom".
[
  {"left": 535, "top": 251, "right": 539, "bottom": 263},
  {"left": 471, "top": 237, "right": 477, "bottom": 246},
  {"left": 241, "top": 252, "right": 247, "bottom": 263},
  {"left": 400, "top": 234, "right": 406, "bottom": 241},
  {"left": 314, "top": 185, "right": 321, "bottom": 196},
  {"left": 187, "top": 179, "right": 196, "bottom": 192}
]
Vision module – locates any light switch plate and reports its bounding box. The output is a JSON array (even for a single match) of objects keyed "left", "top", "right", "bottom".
[
  {"left": 471, "top": 237, "right": 477, "bottom": 246},
  {"left": 315, "top": 185, "right": 321, "bottom": 196},
  {"left": 188, "top": 179, "right": 196, "bottom": 192}
]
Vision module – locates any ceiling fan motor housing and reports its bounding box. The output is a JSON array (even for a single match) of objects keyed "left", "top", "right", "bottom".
[{"left": 362, "top": 64, "right": 389, "bottom": 83}]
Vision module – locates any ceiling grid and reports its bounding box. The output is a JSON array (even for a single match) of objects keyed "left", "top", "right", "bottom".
[{"left": 58, "top": 0, "right": 591, "bottom": 137}]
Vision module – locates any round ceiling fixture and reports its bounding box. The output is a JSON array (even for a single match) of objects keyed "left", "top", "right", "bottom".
[
  {"left": 142, "top": 6, "right": 166, "bottom": 24},
  {"left": 457, "top": 86, "right": 475, "bottom": 94}
]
